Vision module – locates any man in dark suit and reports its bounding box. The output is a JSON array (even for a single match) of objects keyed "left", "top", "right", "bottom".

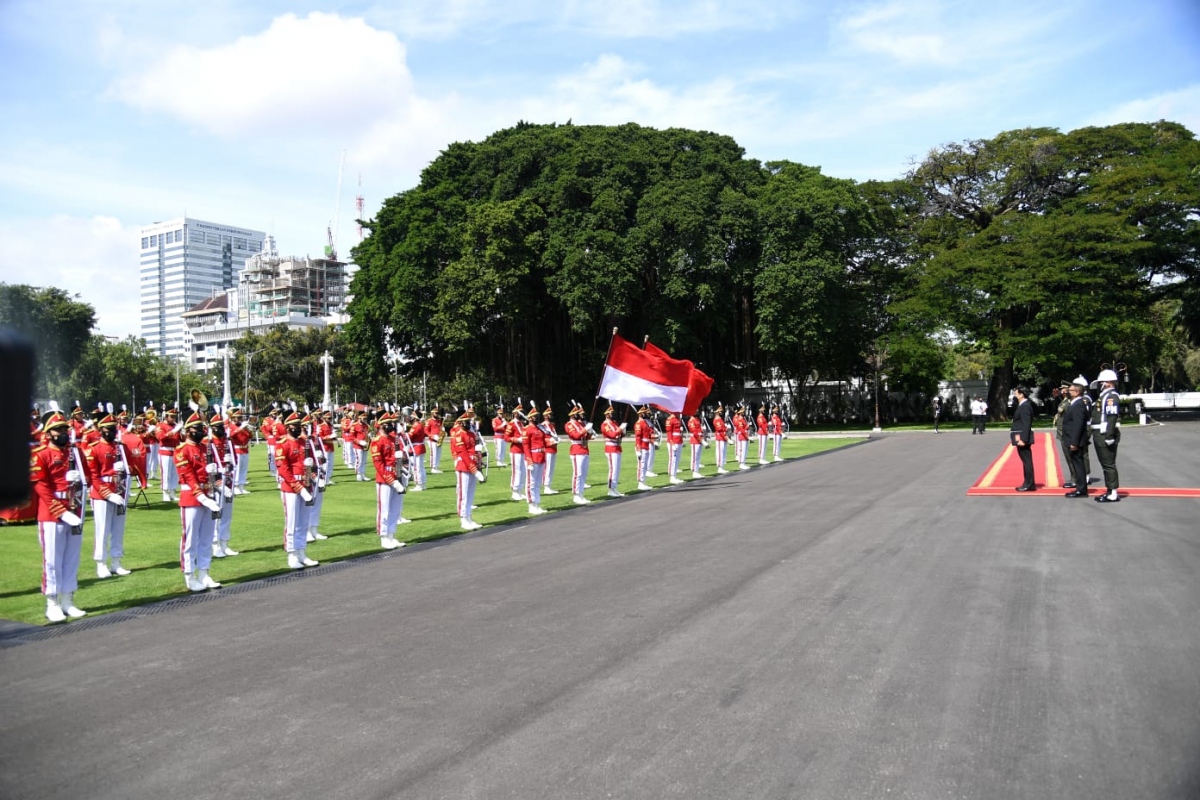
[
  {"left": 1061, "top": 377, "right": 1091, "bottom": 497},
  {"left": 1010, "top": 385, "right": 1035, "bottom": 491}
]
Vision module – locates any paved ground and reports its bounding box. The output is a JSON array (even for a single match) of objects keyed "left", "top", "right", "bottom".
[{"left": 1, "top": 422, "right": 1198, "bottom": 800}]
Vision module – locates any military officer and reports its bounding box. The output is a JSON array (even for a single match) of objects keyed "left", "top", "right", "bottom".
[
  {"left": 600, "top": 405, "right": 626, "bottom": 497},
  {"left": 686, "top": 413, "right": 704, "bottom": 478},
  {"left": 1091, "top": 368, "right": 1122, "bottom": 503},
  {"left": 176, "top": 411, "right": 222, "bottom": 591},
  {"left": 711, "top": 404, "right": 729, "bottom": 474},
  {"left": 451, "top": 408, "right": 486, "bottom": 530},
  {"left": 541, "top": 403, "right": 560, "bottom": 494},
  {"left": 85, "top": 413, "right": 128, "bottom": 578},
  {"left": 634, "top": 405, "right": 656, "bottom": 491},
  {"left": 492, "top": 404, "right": 509, "bottom": 468},
  {"left": 372, "top": 411, "right": 408, "bottom": 549},
  {"left": 31, "top": 411, "right": 88, "bottom": 622},
  {"left": 565, "top": 404, "right": 594, "bottom": 504},
  {"left": 277, "top": 411, "right": 317, "bottom": 568},
  {"left": 523, "top": 407, "right": 549, "bottom": 514},
  {"left": 664, "top": 411, "right": 684, "bottom": 485}
]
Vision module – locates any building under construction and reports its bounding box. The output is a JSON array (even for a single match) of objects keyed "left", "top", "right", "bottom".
[{"left": 237, "top": 235, "right": 347, "bottom": 319}]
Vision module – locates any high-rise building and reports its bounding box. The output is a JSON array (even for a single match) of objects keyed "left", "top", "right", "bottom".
[{"left": 139, "top": 217, "right": 266, "bottom": 359}]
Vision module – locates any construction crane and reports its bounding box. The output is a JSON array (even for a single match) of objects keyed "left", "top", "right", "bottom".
[{"left": 325, "top": 150, "right": 346, "bottom": 261}]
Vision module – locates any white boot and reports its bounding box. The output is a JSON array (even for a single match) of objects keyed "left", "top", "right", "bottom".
[
  {"left": 717, "top": 467, "right": 729, "bottom": 474},
  {"left": 60, "top": 592, "right": 87, "bottom": 618},
  {"left": 691, "top": 471, "right": 702, "bottom": 479},
  {"left": 572, "top": 494, "right": 591, "bottom": 505},
  {"left": 46, "top": 596, "right": 66, "bottom": 623},
  {"left": 637, "top": 482, "right": 651, "bottom": 491},
  {"left": 96, "top": 561, "right": 112, "bottom": 579},
  {"left": 287, "top": 552, "right": 304, "bottom": 569},
  {"left": 222, "top": 542, "right": 239, "bottom": 556},
  {"left": 669, "top": 476, "right": 684, "bottom": 485},
  {"left": 645, "top": 471, "right": 658, "bottom": 478},
  {"left": 607, "top": 488, "right": 624, "bottom": 497},
  {"left": 185, "top": 572, "right": 205, "bottom": 592},
  {"left": 112, "top": 558, "right": 131, "bottom": 576},
  {"left": 311, "top": 528, "right": 328, "bottom": 540},
  {"left": 212, "top": 542, "right": 226, "bottom": 558},
  {"left": 299, "top": 549, "right": 318, "bottom": 567},
  {"left": 198, "top": 570, "right": 221, "bottom": 589},
  {"left": 542, "top": 487, "right": 558, "bottom": 495}
]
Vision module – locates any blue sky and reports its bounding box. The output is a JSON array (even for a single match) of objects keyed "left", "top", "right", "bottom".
[{"left": 1, "top": 0, "right": 1197, "bottom": 338}]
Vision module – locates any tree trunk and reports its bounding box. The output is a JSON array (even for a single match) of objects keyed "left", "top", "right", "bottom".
[{"left": 988, "top": 356, "right": 1014, "bottom": 421}]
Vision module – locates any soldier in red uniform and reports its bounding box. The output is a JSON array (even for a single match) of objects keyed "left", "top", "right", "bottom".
[
  {"left": 492, "top": 405, "right": 509, "bottom": 468},
  {"left": 540, "top": 404, "right": 561, "bottom": 495},
  {"left": 600, "top": 405, "right": 626, "bottom": 497},
  {"left": 733, "top": 405, "right": 751, "bottom": 470},
  {"left": 227, "top": 408, "right": 253, "bottom": 493},
  {"left": 372, "top": 411, "right": 408, "bottom": 549},
  {"left": 176, "top": 411, "right": 222, "bottom": 592},
  {"left": 85, "top": 414, "right": 128, "bottom": 579},
  {"left": 565, "top": 404, "right": 594, "bottom": 504},
  {"left": 770, "top": 404, "right": 785, "bottom": 462},
  {"left": 31, "top": 411, "right": 88, "bottom": 622},
  {"left": 508, "top": 404, "right": 527, "bottom": 501},
  {"left": 318, "top": 410, "right": 337, "bottom": 486},
  {"left": 451, "top": 408, "right": 486, "bottom": 530},
  {"left": 208, "top": 411, "right": 239, "bottom": 558},
  {"left": 633, "top": 405, "right": 656, "bottom": 491},
  {"left": 407, "top": 409, "right": 427, "bottom": 491},
  {"left": 711, "top": 403, "right": 729, "bottom": 474},
  {"left": 687, "top": 413, "right": 705, "bottom": 479},
  {"left": 351, "top": 411, "right": 370, "bottom": 481},
  {"left": 157, "top": 408, "right": 182, "bottom": 501},
  {"left": 122, "top": 414, "right": 149, "bottom": 495},
  {"left": 664, "top": 411, "right": 685, "bottom": 485},
  {"left": 426, "top": 405, "right": 445, "bottom": 474},
  {"left": 523, "top": 407, "right": 549, "bottom": 514},
  {"left": 262, "top": 408, "right": 280, "bottom": 479},
  {"left": 755, "top": 405, "right": 769, "bottom": 464},
  {"left": 276, "top": 411, "right": 317, "bottom": 569},
  {"left": 143, "top": 408, "right": 160, "bottom": 482}
]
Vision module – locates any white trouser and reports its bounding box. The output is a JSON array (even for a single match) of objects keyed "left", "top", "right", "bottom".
[
  {"left": 510, "top": 453, "right": 526, "bottom": 493},
  {"left": 690, "top": 443, "right": 702, "bottom": 471},
  {"left": 543, "top": 452, "right": 557, "bottom": 488},
  {"left": 214, "top": 491, "right": 233, "bottom": 544},
  {"left": 455, "top": 471, "right": 477, "bottom": 520},
  {"left": 267, "top": 444, "right": 277, "bottom": 476},
  {"left": 342, "top": 440, "right": 352, "bottom": 467},
  {"left": 668, "top": 444, "right": 682, "bottom": 477},
  {"left": 180, "top": 505, "right": 214, "bottom": 575},
  {"left": 280, "top": 491, "right": 310, "bottom": 554},
  {"left": 736, "top": 439, "right": 748, "bottom": 465},
  {"left": 571, "top": 453, "right": 589, "bottom": 496},
  {"left": 308, "top": 482, "right": 325, "bottom": 533},
  {"left": 606, "top": 451, "right": 622, "bottom": 490},
  {"left": 91, "top": 497, "right": 123, "bottom": 563},
  {"left": 236, "top": 451, "right": 250, "bottom": 487},
  {"left": 324, "top": 450, "right": 335, "bottom": 481},
  {"left": 494, "top": 437, "right": 507, "bottom": 466},
  {"left": 376, "top": 482, "right": 404, "bottom": 536},
  {"left": 147, "top": 444, "right": 159, "bottom": 478},
  {"left": 526, "top": 461, "right": 544, "bottom": 506},
  {"left": 757, "top": 435, "right": 768, "bottom": 460},
  {"left": 773, "top": 434, "right": 783, "bottom": 458},
  {"left": 354, "top": 449, "right": 367, "bottom": 479},
  {"left": 636, "top": 448, "right": 650, "bottom": 481},
  {"left": 715, "top": 440, "right": 727, "bottom": 468},
  {"left": 40, "top": 519, "right": 83, "bottom": 596},
  {"left": 159, "top": 452, "right": 178, "bottom": 492},
  {"left": 648, "top": 443, "right": 658, "bottom": 472},
  {"left": 410, "top": 453, "right": 426, "bottom": 488},
  {"left": 428, "top": 442, "right": 442, "bottom": 471}
]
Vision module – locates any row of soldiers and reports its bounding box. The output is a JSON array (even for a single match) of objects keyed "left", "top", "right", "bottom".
[{"left": 25, "top": 399, "right": 790, "bottom": 623}]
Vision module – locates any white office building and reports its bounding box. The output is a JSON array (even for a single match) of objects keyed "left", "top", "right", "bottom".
[{"left": 140, "top": 217, "right": 266, "bottom": 360}]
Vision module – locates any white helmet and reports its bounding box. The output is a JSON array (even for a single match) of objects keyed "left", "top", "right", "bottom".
[
  {"left": 1072, "top": 375, "right": 1089, "bottom": 387},
  {"left": 1097, "top": 369, "right": 1118, "bottom": 382}
]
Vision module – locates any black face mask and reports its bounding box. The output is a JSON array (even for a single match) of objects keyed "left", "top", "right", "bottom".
[
  {"left": 187, "top": 427, "right": 206, "bottom": 443},
  {"left": 102, "top": 427, "right": 117, "bottom": 442},
  {"left": 381, "top": 423, "right": 394, "bottom": 435},
  {"left": 287, "top": 424, "right": 302, "bottom": 438},
  {"left": 50, "top": 429, "right": 70, "bottom": 447}
]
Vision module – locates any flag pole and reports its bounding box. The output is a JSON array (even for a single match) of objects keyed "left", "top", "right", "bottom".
[{"left": 590, "top": 327, "right": 620, "bottom": 423}]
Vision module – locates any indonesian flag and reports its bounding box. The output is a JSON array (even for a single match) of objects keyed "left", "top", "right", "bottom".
[
  {"left": 598, "top": 335, "right": 694, "bottom": 412},
  {"left": 644, "top": 341, "right": 714, "bottom": 415}
]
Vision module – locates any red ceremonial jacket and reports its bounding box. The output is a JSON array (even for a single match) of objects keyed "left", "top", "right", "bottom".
[
  {"left": 601, "top": 418, "right": 624, "bottom": 453},
  {"left": 524, "top": 423, "right": 547, "bottom": 464},
  {"left": 30, "top": 443, "right": 78, "bottom": 522},
  {"left": 712, "top": 415, "right": 728, "bottom": 442},
  {"left": 175, "top": 440, "right": 209, "bottom": 509},
  {"left": 687, "top": 416, "right": 703, "bottom": 445},
  {"left": 665, "top": 415, "right": 684, "bottom": 445},
  {"left": 565, "top": 419, "right": 591, "bottom": 456},
  {"left": 275, "top": 435, "right": 309, "bottom": 494},
  {"left": 85, "top": 439, "right": 121, "bottom": 501},
  {"left": 371, "top": 433, "right": 398, "bottom": 484},
  {"left": 634, "top": 418, "right": 655, "bottom": 450}
]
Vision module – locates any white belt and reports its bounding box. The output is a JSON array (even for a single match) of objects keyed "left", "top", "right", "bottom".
[
  {"left": 54, "top": 491, "right": 70, "bottom": 499},
  {"left": 604, "top": 438, "right": 621, "bottom": 445},
  {"left": 530, "top": 448, "right": 544, "bottom": 453}
]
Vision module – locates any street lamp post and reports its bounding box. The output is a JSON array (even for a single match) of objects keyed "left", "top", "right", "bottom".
[
  {"left": 320, "top": 350, "right": 334, "bottom": 410},
  {"left": 221, "top": 349, "right": 232, "bottom": 410},
  {"left": 242, "top": 348, "right": 264, "bottom": 414}
]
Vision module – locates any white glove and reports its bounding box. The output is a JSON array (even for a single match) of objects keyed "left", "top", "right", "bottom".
[
  {"left": 304, "top": 457, "right": 314, "bottom": 467},
  {"left": 60, "top": 511, "right": 82, "bottom": 527},
  {"left": 299, "top": 488, "right": 313, "bottom": 503},
  {"left": 84, "top": 419, "right": 95, "bottom": 429},
  {"left": 475, "top": 444, "right": 486, "bottom": 453},
  {"left": 205, "top": 463, "right": 218, "bottom": 475},
  {"left": 198, "top": 494, "right": 220, "bottom": 513},
  {"left": 108, "top": 494, "right": 126, "bottom": 507},
  {"left": 223, "top": 486, "right": 234, "bottom": 500},
  {"left": 113, "top": 461, "right": 126, "bottom": 473},
  {"left": 390, "top": 480, "right": 405, "bottom": 494},
  {"left": 1105, "top": 439, "right": 1115, "bottom": 446},
  {"left": 172, "top": 423, "right": 184, "bottom": 434},
  {"left": 318, "top": 477, "right": 327, "bottom": 490},
  {"left": 474, "top": 470, "right": 486, "bottom": 483},
  {"left": 357, "top": 440, "right": 368, "bottom": 448},
  {"left": 619, "top": 422, "right": 627, "bottom": 432},
  {"left": 224, "top": 454, "right": 234, "bottom": 466},
  {"left": 65, "top": 469, "right": 81, "bottom": 483},
  {"left": 585, "top": 422, "right": 594, "bottom": 433},
  {"left": 240, "top": 421, "right": 252, "bottom": 430}
]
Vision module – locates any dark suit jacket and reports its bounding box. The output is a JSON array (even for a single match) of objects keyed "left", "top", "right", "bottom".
[
  {"left": 1061, "top": 397, "right": 1089, "bottom": 449},
  {"left": 1010, "top": 399, "right": 1033, "bottom": 446}
]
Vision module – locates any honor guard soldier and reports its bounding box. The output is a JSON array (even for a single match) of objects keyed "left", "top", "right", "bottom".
[
  {"left": 523, "top": 407, "right": 549, "bottom": 514},
  {"left": 711, "top": 404, "right": 729, "bottom": 474},
  {"left": 492, "top": 404, "right": 509, "bottom": 468},
  {"left": 407, "top": 409, "right": 427, "bottom": 490},
  {"left": 262, "top": 408, "right": 280, "bottom": 478},
  {"left": 770, "top": 404, "right": 784, "bottom": 461},
  {"left": 755, "top": 405, "right": 769, "bottom": 464},
  {"left": 340, "top": 408, "right": 355, "bottom": 467},
  {"left": 157, "top": 408, "right": 183, "bottom": 501},
  {"left": 227, "top": 408, "right": 253, "bottom": 493},
  {"left": 733, "top": 405, "right": 751, "bottom": 470},
  {"left": 372, "top": 411, "right": 408, "bottom": 549},
  {"left": 121, "top": 414, "right": 149, "bottom": 502},
  {"left": 143, "top": 408, "right": 160, "bottom": 481},
  {"left": 634, "top": 406, "right": 655, "bottom": 491},
  {"left": 541, "top": 403, "right": 560, "bottom": 494},
  {"left": 277, "top": 411, "right": 318, "bottom": 568},
  {"left": 451, "top": 408, "right": 486, "bottom": 530},
  {"left": 600, "top": 405, "right": 626, "bottom": 497},
  {"left": 176, "top": 411, "right": 223, "bottom": 591},
  {"left": 351, "top": 411, "right": 370, "bottom": 481},
  {"left": 1091, "top": 368, "right": 1122, "bottom": 503},
  {"left": 565, "top": 404, "right": 594, "bottom": 504},
  {"left": 686, "top": 413, "right": 704, "bottom": 478},
  {"left": 508, "top": 404, "right": 527, "bottom": 501},
  {"left": 426, "top": 405, "right": 445, "bottom": 474},
  {"left": 31, "top": 411, "right": 89, "bottom": 622},
  {"left": 85, "top": 414, "right": 128, "bottom": 578},
  {"left": 664, "top": 411, "right": 684, "bottom": 484},
  {"left": 208, "top": 411, "right": 239, "bottom": 557},
  {"left": 301, "top": 413, "right": 330, "bottom": 543},
  {"left": 318, "top": 410, "right": 337, "bottom": 486}
]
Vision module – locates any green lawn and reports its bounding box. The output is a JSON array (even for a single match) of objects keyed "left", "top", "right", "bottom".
[{"left": 0, "top": 437, "right": 857, "bottom": 625}]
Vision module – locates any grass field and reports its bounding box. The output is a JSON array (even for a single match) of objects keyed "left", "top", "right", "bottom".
[{"left": 0, "top": 437, "right": 857, "bottom": 626}]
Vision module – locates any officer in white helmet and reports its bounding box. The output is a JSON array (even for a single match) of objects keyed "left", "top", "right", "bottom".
[{"left": 1090, "top": 368, "right": 1122, "bottom": 503}]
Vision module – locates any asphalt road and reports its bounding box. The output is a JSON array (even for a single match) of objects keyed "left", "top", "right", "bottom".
[{"left": 2, "top": 423, "right": 1198, "bottom": 800}]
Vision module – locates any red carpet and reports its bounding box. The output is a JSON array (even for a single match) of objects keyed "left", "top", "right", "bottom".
[{"left": 966, "top": 433, "right": 1200, "bottom": 498}]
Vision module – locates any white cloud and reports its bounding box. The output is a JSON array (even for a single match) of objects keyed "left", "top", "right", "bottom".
[
  {"left": 0, "top": 215, "right": 139, "bottom": 339},
  {"left": 109, "top": 12, "right": 414, "bottom": 138},
  {"left": 1084, "top": 84, "right": 1200, "bottom": 136}
]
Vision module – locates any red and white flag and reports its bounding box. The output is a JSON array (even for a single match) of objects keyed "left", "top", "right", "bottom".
[
  {"left": 644, "top": 341, "right": 713, "bottom": 415},
  {"left": 598, "top": 334, "right": 695, "bottom": 412}
]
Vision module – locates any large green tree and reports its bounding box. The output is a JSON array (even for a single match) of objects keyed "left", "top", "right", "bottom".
[
  {"left": 52, "top": 335, "right": 180, "bottom": 412},
  {"left": 0, "top": 284, "right": 96, "bottom": 398}
]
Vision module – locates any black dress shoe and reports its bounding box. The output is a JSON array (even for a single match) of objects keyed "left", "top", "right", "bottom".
[
  {"left": 1063, "top": 482, "right": 1076, "bottom": 489},
  {"left": 1064, "top": 490, "right": 1087, "bottom": 498},
  {"left": 1095, "top": 494, "right": 1121, "bottom": 503},
  {"left": 1015, "top": 485, "right": 1034, "bottom": 492}
]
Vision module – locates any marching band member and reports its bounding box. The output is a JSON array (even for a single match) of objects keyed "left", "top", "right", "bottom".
[
  {"left": 541, "top": 403, "right": 559, "bottom": 494},
  {"left": 303, "top": 413, "right": 330, "bottom": 542},
  {"left": 144, "top": 408, "right": 159, "bottom": 482},
  {"left": 406, "top": 409, "right": 427, "bottom": 491},
  {"left": 508, "top": 404, "right": 527, "bottom": 501},
  {"left": 85, "top": 414, "right": 127, "bottom": 579},
  {"left": 228, "top": 408, "right": 253, "bottom": 494},
  {"left": 492, "top": 404, "right": 508, "bottom": 468},
  {"left": 565, "top": 404, "right": 594, "bottom": 504},
  {"left": 208, "top": 411, "right": 239, "bottom": 558},
  {"left": 176, "top": 411, "right": 222, "bottom": 591},
  {"left": 277, "top": 411, "right": 317, "bottom": 569},
  {"left": 451, "top": 408, "right": 486, "bottom": 530},
  {"left": 32, "top": 411, "right": 88, "bottom": 621},
  {"left": 687, "top": 413, "right": 704, "bottom": 479},
  {"left": 770, "top": 404, "right": 784, "bottom": 462},
  {"left": 712, "top": 404, "right": 729, "bottom": 474},
  {"left": 734, "top": 405, "right": 751, "bottom": 470},
  {"left": 665, "top": 411, "right": 684, "bottom": 485},
  {"left": 352, "top": 411, "right": 370, "bottom": 481},
  {"left": 157, "top": 407, "right": 182, "bottom": 501},
  {"left": 262, "top": 408, "right": 280, "bottom": 479},
  {"left": 341, "top": 409, "right": 354, "bottom": 468},
  {"left": 634, "top": 405, "right": 656, "bottom": 491},
  {"left": 426, "top": 405, "right": 444, "bottom": 474},
  {"left": 600, "top": 405, "right": 626, "bottom": 497},
  {"left": 372, "top": 411, "right": 408, "bottom": 549},
  {"left": 523, "top": 407, "right": 548, "bottom": 514},
  {"left": 318, "top": 410, "right": 337, "bottom": 485}
]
